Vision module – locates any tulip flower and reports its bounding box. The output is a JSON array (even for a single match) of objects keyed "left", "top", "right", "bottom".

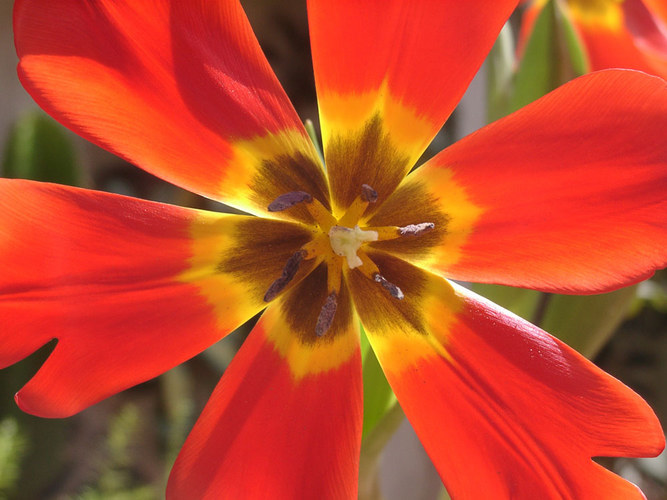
[{"left": 2, "top": 1, "right": 666, "bottom": 498}]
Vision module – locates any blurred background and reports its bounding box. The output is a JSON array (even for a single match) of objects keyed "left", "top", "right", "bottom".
[{"left": 1, "top": 0, "right": 666, "bottom": 498}]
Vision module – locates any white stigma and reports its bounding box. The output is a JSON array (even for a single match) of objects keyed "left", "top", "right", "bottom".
[{"left": 328, "top": 225, "right": 378, "bottom": 269}]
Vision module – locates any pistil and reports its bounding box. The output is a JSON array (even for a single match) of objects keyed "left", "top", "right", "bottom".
[{"left": 328, "top": 225, "right": 378, "bottom": 268}]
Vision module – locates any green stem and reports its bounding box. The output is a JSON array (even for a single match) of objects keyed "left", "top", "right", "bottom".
[
  {"left": 358, "top": 404, "right": 405, "bottom": 500},
  {"left": 532, "top": 292, "right": 553, "bottom": 327}
]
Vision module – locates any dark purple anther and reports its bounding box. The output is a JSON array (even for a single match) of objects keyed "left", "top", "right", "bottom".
[
  {"left": 361, "top": 184, "right": 378, "bottom": 203},
  {"left": 315, "top": 291, "right": 338, "bottom": 336},
  {"left": 373, "top": 273, "right": 404, "bottom": 300},
  {"left": 263, "top": 250, "right": 306, "bottom": 302},
  {"left": 399, "top": 222, "right": 435, "bottom": 237},
  {"left": 268, "top": 191, "right": 313, "bottom": 212}
]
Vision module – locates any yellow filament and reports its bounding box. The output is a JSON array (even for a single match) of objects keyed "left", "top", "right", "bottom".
[
  {"left": 305, "top": 197, "right": 337, "bottom": 231},
  {"left": 363, "top": 226, "right": 401, "bottom": 241},
  {"left": 326, "top": 258, "right": 343, "bottom": 294},
  {"left": 354, "top": 250, "right": 381, "bottom": 280},
  {"left": 301, "top": 234, "right": 330, "bottom": 260},
  {"left": 337, "top": 195, "right": 370, "bottom": 227}
]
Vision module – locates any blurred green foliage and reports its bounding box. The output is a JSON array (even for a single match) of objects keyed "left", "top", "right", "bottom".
[
  {"left": 488, "top": 0, "right": 589, "bottom": 119},
  {"left": 0, "top": 418, "right": 26, "bottom": 493},
  {"left": 2, "top": 111, "right": 82, "bottom": 186},
  {"left": 78, "top": 405, "right": 159, "bottom": 500},
  {"left": 509, "top": 0, "right": 588, "bottom": 112}
]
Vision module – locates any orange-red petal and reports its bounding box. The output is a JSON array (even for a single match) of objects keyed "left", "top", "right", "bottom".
[
  {"left": 0, "top": 179, "right": 312, "bottom": 417},
  {"left": 167, "top": 289, "right": 362, "bottom": 499},
  {"left": 308, "top": 0, "right": 517, "bottom": 214},
  {"left": 572, "top": 0, "right": 667, "bottom": 78},
  {"left": 14, "top": 0, "right": 328, "bottom": 217},
  {"left": 403, "top": 70, "right": 667, "bottom": 293},
  {"left": 351, "top": 264, "right": 664, "bottom": 499}
]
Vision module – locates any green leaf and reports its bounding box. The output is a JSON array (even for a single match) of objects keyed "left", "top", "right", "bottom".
[
  {"left": 2, "top": 111, "right": 82, "bottom": 185},
  {"left": 558, "top": 4, "right": 590, "bottom": 77},
  {"left": 540, "top": 286, "right": 638, "bottom": 358},
  {"left": 509, "top": 0, "right": 589, "bottom": 112}
]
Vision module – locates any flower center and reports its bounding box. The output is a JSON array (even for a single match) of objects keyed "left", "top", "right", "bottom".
[
  {"left": 328, "top": 225, "right": 378, "bottom": 269},
  {"left": 265, "top": 184, "right": 434, "bottom": 336}
]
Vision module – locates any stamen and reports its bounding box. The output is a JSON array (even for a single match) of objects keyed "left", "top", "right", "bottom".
[
  {"left": 315, "top": 291, "right": 338, "bottom": 336},
  {"left": 263, "top": 250, "right": 306, "bottom": 302},
  {"left": 305, "top": 198, "right": 338, "bottom": 229},
  {"left": 327, "top": 260, "right": 342, "bottom": 296},
  {"left": 355, "top": 251, "right": 380, "bottom": 279},
  {"left": 338, "top": 184, "right": 378, "bottom": 226},
  {"left": 361, "top": 184, "right": 378, "bottom": 203},
  {"left": 398, "top": 222, "right": 435, "bottom": 237},
  {"left": 369, "top": 222, "right": 436, "bottom": 242},
  {"left": 301, "top": 236, "right": 328, "bottom": 260},
  {"left": 356, "top": 251, "right": 405, "bottom": 300},
  {"left": 268, "top": 191, "right": 336, "bottom": 229},
  {"left": 268, "top": 191, "right": 312, "bottom": 212},
  {"left": 373, "top": 273, "right": 404, "bottom": 300}
]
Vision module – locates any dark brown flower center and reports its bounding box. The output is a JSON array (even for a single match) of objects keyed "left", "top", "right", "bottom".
[{"left": 264, "top": 184, "right": 434, "bottom": 336}]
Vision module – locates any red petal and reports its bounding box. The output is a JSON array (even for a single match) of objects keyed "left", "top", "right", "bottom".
[
  {"left": 360, "top": 273, "right": 664, "bottom": 499},
  {"left": 168, "top": 301, "right": 362, "bottom": 499},
  {"left": 14, "top": 0, "right": 326, "bottom": 216},
  {"left": 308, "top": 0, "right": 517, "bottom": 213},
  {"left": 0, "top": 179, "right": 287, "bottom": 417},
  {"left": 412, "top": 70, "right": 667, "bottom": 293}
]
